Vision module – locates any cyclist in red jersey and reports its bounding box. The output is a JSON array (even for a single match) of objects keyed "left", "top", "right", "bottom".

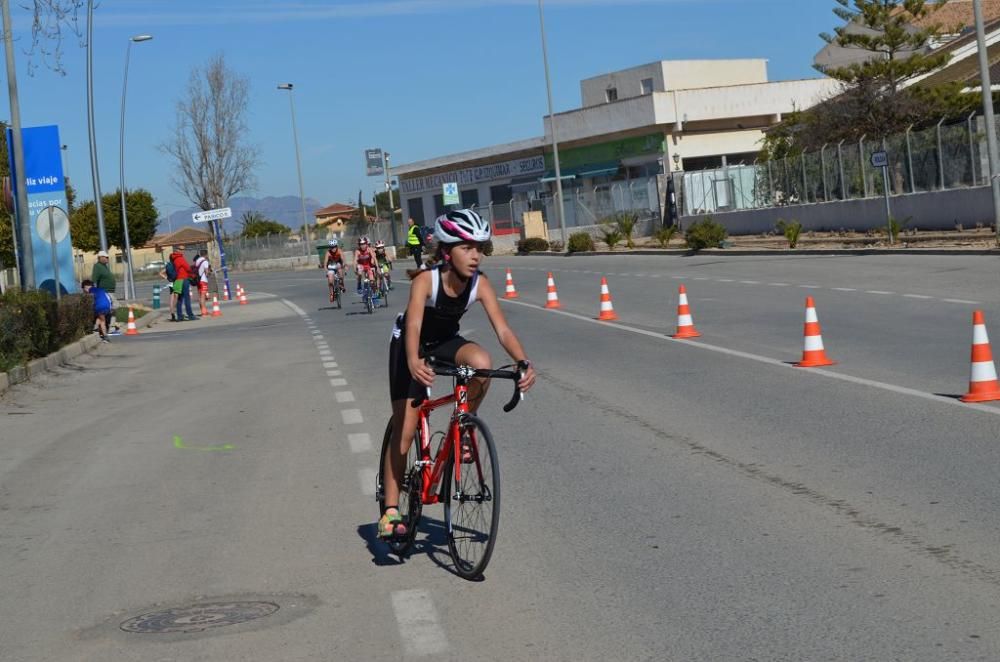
[
  {"left": 378, "top": 209, "right": 536, "bottom": 539},
  {"left": 354, "top": 236, "right": 380, "bottom": 294}
]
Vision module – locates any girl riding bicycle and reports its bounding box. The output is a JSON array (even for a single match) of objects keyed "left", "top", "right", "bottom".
[{"left": 379, "top": 209, "right": 536, "bottom": 539}]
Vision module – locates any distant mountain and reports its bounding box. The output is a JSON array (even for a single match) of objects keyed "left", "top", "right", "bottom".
[{"left": 164, "top": 195, "right": 326, "bottom": 233}]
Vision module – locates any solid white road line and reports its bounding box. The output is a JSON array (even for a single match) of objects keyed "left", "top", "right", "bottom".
[
  {"left": 348, "top": 432, "right": 373, "bottom": 452},
  {"left": 499, "top": 297, "right": 1000, "bottom": 419},
  {"left": 341, "top": 409, "right": 364, "bottom": 424},
  {"left": 335, "top": 391, "right": 355, "bottom": 403},
  {"left": 282, "top": 299, "right": 308, "bottom": 317},
  {"left": 391, "top": 590, "right": 449, "bottom": 657},
  {"left": 358, "top": 468, "right": 377, "bottom": 496}
]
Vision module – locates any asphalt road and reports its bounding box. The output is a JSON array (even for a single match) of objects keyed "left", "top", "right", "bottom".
[{"left": 5, "top": 253, "right": 1000, "bottom": 661}]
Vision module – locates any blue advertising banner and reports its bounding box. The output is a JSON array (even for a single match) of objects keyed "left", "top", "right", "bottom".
[{"left": 7, "top": 124, "right": 73, "bottom": 295}]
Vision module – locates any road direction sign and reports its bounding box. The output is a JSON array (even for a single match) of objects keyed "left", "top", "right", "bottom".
[
  {"left": 442, "top": 182, "right": 460, "bottom": 206},
  {"left": 870, "top": 151, "right": 888, "bottom": 168},
  {"left": 192, "top": 207, "right": 232, "bottom": 223}
]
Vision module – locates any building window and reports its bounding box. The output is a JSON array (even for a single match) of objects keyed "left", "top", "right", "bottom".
[
  {"left": 460, "top": 188, "right": 479, "bottom": 209},
  {"left": 640, "top": 78, "right": 654, "bottom": 95},
  {"left": 605, "top": 87, "right": 618, "bottom": 103}
]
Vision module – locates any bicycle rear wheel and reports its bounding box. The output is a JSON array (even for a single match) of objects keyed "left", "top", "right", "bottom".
[
  {"left": 443, "top": 414, "right": 500, "bottom": 580},
  {"left": 376, "top": 418, "right": 422, "bottom": 557}
]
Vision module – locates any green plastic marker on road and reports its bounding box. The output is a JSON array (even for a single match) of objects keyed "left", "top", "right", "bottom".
[{"left": 173, "top": 435, "right": 235, "bottom": 452}]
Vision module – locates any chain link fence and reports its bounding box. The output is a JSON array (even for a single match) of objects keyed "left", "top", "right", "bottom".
[{"left": 679, "top": 115, "right": 989, "bottom": 216}]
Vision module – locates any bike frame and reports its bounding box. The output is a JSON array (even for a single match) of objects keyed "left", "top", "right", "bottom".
[{"left": 413, "top": 374, "right": 482, "bottom": 506}]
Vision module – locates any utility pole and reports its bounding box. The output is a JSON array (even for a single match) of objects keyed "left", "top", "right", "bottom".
[
  {"left": 384, "top": 151, "right": 399, "bottom": 246},
  {"left": 537, "top": 0, "right": 567, "bottom": 248},
  {"left": 2, "top": 0, "right": 34, "bottom": 288},
  {"left": 86, "top": 0, "right": 108, "bottom": 252},
  {"left": 974, "top": 0, "right": 1000, "bottom": 243}
]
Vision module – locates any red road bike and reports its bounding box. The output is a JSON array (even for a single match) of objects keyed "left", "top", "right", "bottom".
[{"left": 376, "top": 358, "right": 527, "bottom": 579}]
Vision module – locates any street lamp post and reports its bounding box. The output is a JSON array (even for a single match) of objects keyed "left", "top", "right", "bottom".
[
  {"left": 384, "top": 151, "right": 399, "bottom": 246},
  {"left": 2, "top": 0, "right": 34, "bottom": 289},
  {"left": 86, "top": 0, "right": 108, "bottom": 253},
  {"left": 278, "top": 83, "right": 311, "bottom": 258},
  {"left": 119, "top": 34, "right": 152, "bottom": 301},
  {"left": 537, "top": 0, "right": 567, "bottom": 248},
  {"left": 973, "top": 0, "right": 1000, "bottom": 243}
]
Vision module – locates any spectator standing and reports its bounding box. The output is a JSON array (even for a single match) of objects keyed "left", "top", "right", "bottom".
[
  {"left": 81, "top": 279, "right": 113, "bottom": 343},
  {"left": 160, "top": 257, "right": 180, "bottom": 321},
  {"left": 406, "top": 218, "right": 423, "bottom": 268},
  {"left": 192, "top": 249, "right": 213, "bottom": 316},
  {"left": 91, "top": 250, "right": 120, "bottom": 335},
  {"left": 168, "top": 245, "right": 197, "bottom": 322}
]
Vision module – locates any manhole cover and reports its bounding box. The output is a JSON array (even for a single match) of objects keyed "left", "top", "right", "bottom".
[{"left": 120, "top": 601, "right": 279, "bottom": 634}]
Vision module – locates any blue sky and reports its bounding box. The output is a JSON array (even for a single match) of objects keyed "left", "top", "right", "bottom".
[{"left": 7, "top": 0, "right": 838, "bottom": 222}]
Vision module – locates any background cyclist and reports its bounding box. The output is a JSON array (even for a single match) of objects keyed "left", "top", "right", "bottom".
[
  {"left": 378, "top": 208, "right": 536, "bottom": 539},
  {"left": 354, "top": 236, "right": 380, "bottom": 295},
  {"left": 374, "top": 239, "right": 392, "bottom": 289},
  {"left": 322, "top": 239, "right": 346, "bottom": 302}
]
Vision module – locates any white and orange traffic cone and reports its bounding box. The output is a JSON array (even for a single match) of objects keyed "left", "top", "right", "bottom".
[
  {"left": 211, "top": 295, "right": 222, "bottom": 317},
  {"left": 597, "top": 277, "right": 618, "bottom": 321},
  {"left": 224, "top": 283, "right": 231, "bottom": 300},
  {"left": 504, "top": 269, "right": 518, "bottom": 299},
  {"left": 125, "top": 307, "right": 139, "bottom": 336},
  {"left": 795, "top": 296, "right": 835, "bottom": 367},
  {"left": 545, "top": 272, "right": 561, "bottom": 309},
  {"left": 672, "top": 285, "right": 701, "bottom": 339},
  {"left": 960, "top": 310, "right": 1000, "bottom": 402},
  {"left": 239, "top": 288, "right": 248, "bottom": 305}
]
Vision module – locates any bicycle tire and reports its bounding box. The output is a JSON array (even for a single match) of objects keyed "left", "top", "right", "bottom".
[
  {"left": 376, "top": 418, "right": 422, "bottom": 557},
  {"left": 443, "top": 414, "right": 500, "bottom": 580}
]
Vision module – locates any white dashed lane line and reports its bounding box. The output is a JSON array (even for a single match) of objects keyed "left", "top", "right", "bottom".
[
  {"left": 391, "top": 590, "right": 449, "bottom": 656},
  {"left": 904, "top": 294, "right": 933, "bottom": 300},
  {"left": 944, "top": 298, "right": 980, "bottom": 305},
  {"left": 335, "top": 391, "right": 356, "bottom": 403},
  {"left": 348, "top": 433, "right": 372, "bottom": 453},
  {"left": 866, "top": 290, "right": 894, "bottom": 295},
  {"left": 323, "top": 361, "right": 338, "bottom": 368},
  {"left": 342, "top": 409, "right": 364, "bottom": 425},
  {"left": 832, "top": 287, "right": 857, "bottom": 292},
  {"left": 330, "top": 378, "right": 347, "bottom": 387},
  {"left": 358, "top": 468, "right": 377, "bottom": 496},
  {"left": 327, "top": 370, "right": 343, "bottom": 377}
]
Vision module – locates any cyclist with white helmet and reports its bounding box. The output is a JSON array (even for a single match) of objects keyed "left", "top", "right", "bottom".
[
  {"left": 354, "top": 235, "right": 380, "bottom": 294},
  {"left": 374, "top": 239, "right": 392, "bottom": 290},
  {"left": 378, "top": 209, "right": 536, "bottom": 539},
  {"left": 322, "top": 239, "right": 346, "bottom": 302}
]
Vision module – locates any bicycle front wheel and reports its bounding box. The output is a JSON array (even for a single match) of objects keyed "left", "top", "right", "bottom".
[
  {"left": 443, "top": 414, "right": 500, "bottom": 580},
  {"left": 377, "top": 418, "right": 423, "bottom": 557}
]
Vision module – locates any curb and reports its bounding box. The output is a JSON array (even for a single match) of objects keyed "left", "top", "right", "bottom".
[
  {"left": 0, "top": 311, "right": 164, "bottom": 397},
  {"left": 517, "top": 248, "right": 1000, "bottom": 257}
]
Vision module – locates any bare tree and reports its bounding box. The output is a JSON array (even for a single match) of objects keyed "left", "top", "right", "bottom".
[
  {"left": 19, "top": 0, "right": 85, "bottom": 75},
  {"left": 160, "top": 54, "right": 260, "bottom": 212}
]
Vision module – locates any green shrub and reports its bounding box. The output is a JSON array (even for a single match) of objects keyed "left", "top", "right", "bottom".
[
  {"left": 567, "top": 232, "right": 595, "bottom": 253},
  {"left": 684, "top": 217, "right": 728, "bottom": 250},
  {"left": 775, "top": 219, "right": 803, "bottom": 249},
  {"left": 0, "top": 291, "right": 95, "bottom": 373},
  {"left": 517, "top": 237, "right": 549, "bottom": 253},
  {"left": 652, "top": 225, "right": 678, "bottom": 248},
  {"left": 599, "top": 226, "right": 623, "bottom": 250},
  {"left": 612, "top": 212, "right": 639, "bottom": 248}
]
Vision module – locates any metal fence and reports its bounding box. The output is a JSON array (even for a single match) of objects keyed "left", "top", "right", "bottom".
[{"left": 679, "top": 114, "right": 987, "bottom": 216}]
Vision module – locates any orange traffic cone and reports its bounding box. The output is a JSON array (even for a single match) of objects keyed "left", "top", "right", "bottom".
[
  {"left": 960, "top": 310, "right": 1000, "bottom": 402},
  {"left": 239, "top": 289, "right": 248, "bottom": 305},
  {"left": 597, "top": 277, "right": 618, "bottom": 321},
  {"left": 125, "top": 307, "right": 139, "bottom": 335},
  {"left": 672, "top": 285, "right": 701, "bottom": 339},
  {"left": 211, "top": 295, "right": 222, "bottom": 317},
  {"left": 795, "top": 296, "right": 835, "bottom": 367},
  {"left": 545, "top": 272, "right": 561, "bottom": 309},
  {"left": 504, "top": 269, "right": 518, "bottom": 299}
]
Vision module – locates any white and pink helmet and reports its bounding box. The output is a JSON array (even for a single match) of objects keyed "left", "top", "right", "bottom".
[{"left": 434, "top": 209, "right": 490, "bottom": 244}]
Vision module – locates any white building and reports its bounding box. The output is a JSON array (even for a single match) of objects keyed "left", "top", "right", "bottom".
[{"left": 394, "top": 60, "right": 840, "bottom": 231}]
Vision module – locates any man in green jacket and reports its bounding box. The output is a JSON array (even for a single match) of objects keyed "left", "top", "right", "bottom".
[{"left": 91, "top": 250, "right": 120, "bottom": 334}]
